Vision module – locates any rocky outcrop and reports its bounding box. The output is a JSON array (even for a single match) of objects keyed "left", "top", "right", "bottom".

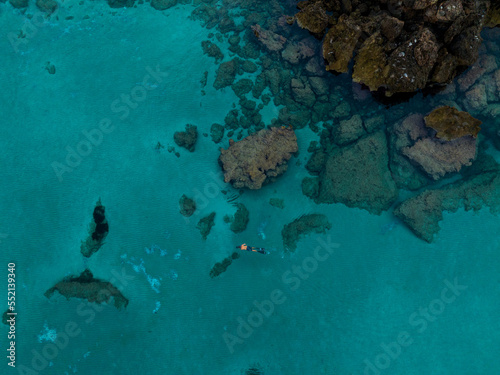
[
  {"left": 424, "top": 106, "right": 482, "bottom": 140},
  {"left": 81, "top": 199, "right": 109, "bottom": 258},
  {"left": 281, "top": 214, "right": 331, "bottom": 253},
  {"left": 218, "top": 126, "right": 298, "bottom": 189},
  {"left": 45, "top": 269, "right": 128, "bottom": 309},
  {"left": 295, "top": 0, "right": 491, "bottom": 95}
]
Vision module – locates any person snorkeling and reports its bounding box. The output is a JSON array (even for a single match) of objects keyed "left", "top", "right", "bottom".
[{"left": 236, "top": 243, "right": 268, "bottom": 255}]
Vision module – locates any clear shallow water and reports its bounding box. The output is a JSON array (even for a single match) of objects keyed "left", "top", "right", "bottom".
[{"left": 0, "top": 2, "right": 499, "bottom": 375}]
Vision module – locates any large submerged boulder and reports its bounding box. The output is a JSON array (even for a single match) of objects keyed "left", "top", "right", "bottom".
[
  {"left": 394, "top": 168, "right": 500, "bottom": 242},
  {"left": 218, "top": 126, "right": 298, "bottom": 189},
  {"left": 306, "top": 131, "right": 398, "bottom": 215},
  {"left": 45, "top": 269, "right": 128, "bottom": 309}
]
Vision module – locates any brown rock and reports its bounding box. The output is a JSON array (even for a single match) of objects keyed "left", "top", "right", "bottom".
[
  {"left": 322, "top": 14, "right": 362, "bottom": 73},
  {"left": 424, "top": 106, "right": 481, "bottom": 140},
  {"left": 402, "top": 136, "right": 477, "bottom": 180},
  {"left": 295, "top": 1, "right": 330, "bottom": 35},
  {"left": 218, "top": 127, "right": 298, "bottom": 189}
]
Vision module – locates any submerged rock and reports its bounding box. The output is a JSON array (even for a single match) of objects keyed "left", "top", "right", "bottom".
[
  {"left": 179, "top": 195, "right": 196, "bottom": 217},
  {"left": 81, "top": 199, "right": 109, "bottom": 258},
  {"left": 309, "top": 131, "right": 398, "bottom": 215},
  {"left": 218, "top": 126, "right": 298, "bottom": 189},
  {"left": 45, "top": 269, "right": 128, "bottom": 309},
  {"left": 394, "top": 169, "right": 500, "bottom": 242},
  {"left": 209, "top": 252, "right": 240, "bottom": 278},
  {"left": 230, "top": 203, "right": 249, "bottom": 233},
  {"left": 281, "top": 214, "right": 331, "bottom": 253},
  {"left": 174, "top": 124, "right": 198, "bottom": 152},
  {"left": 425, "top": 106, "right": 481, "bottom": 140},
  {"left": 197, "top": 212, "right": 216, "bottom": 240},
  {"left": 213, "top": 59, "right": 238, "bottom": 90}
]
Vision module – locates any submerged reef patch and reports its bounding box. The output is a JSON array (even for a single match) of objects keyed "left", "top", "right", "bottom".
[
  {"left": 45, "top": 269, "right": 128, "bottom": 309},
  {"left": 174, "top": 124, "right": 198, "bottom": 152},
  {"left": 81, "top": 199, "right": 109, "bottom": 258},
  {"left": 197, "top": 212, "right": 216, "bottom": 240},
  {"left": 281, "top": 214, "right": 331, "bottom": 253},
  {"left": 209, "top": 252, "right": 240, "bottom": 278}
]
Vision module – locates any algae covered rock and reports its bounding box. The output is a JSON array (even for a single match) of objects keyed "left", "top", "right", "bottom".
[
  {"left": 210, "top": 123, "right": 224, "bottom": 143},
  {"left": 201, "top": 40, "right": 224, "bottom": 63},
  {"left": 218, "top": 126, "right": 298, "bottom": 190},
  {"left": 209, "top": 252, "right": 240, "bottom": 278},
  {"left": 394, "top": 169, "right": 500, "bottom": 242},
  {"left": 81, "top": 199, "right": 109, "bottom": 258},
  {"left": 281, "top": 214, "right": 331, "bottom": 253},
  {"left": 315, "top": 131, "right": 398, "bottom": 215},
  {"left": 322, "top": 15, "right": 362, "bottom": 73},
  {"left": 174, "top": 124, "right": 198, "bottom": 152},
  {"left": 214, "top": 59, "right": 238, "bottom": 90},
  {"left": 197, "top": 212, "right": 215, "bottom": 240},
  {"left": 36, "top": 0, "right": 57, "bottom": 13},
  {"left": 179, "top": 195, "right": 196, "bottom": 217},
  {"left": 230, "top": 203, "right": 249, "bottom": 233},
  {"left": 269, "top": 198, "right": 284, "bottom": 209},
  {"left": 295, "top": 0, "right": 330, "bottom": 35},
  {"left": 424, "top": 106, "right": 482, "bottom": 140},
  {"left": 45, "top": 269, "right": 128, "bottom": 309}
]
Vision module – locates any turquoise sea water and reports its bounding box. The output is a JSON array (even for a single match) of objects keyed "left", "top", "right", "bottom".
[{"left": 1, "top": 1, "right": 499, "bottom": 375}]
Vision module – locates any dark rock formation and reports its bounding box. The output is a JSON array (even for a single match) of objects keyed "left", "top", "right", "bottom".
[
  {"left": 150, "top": 0, "right": 176, "bottom": 10},
  {"left": 230, "top": 203, "right": 249, "bottom": 233},
  {"left": 306, "top": 131, "right": 398, "bottom": 215},
  {"left": 201, "top": 40, "right": 224, "bottom": 63},
  {"left": 2, "top": 309, "right": 10, "bottom": 326},
  {"left": 179, "top": 194, "right": 196, "bottom": 217},
  {"left": 197, "top": 212, "right": 216, "bottom": 240},
  {"left": 394, "top": 168, "right": 500, "bottom": 242},
  {"left": 210, "top": 123, "right": 224, "bottom": 143},
  {"left": 9, "top": 0, "right": 28, "bottom": 7},
  {"left": 174, "top": 124, "right": 198, "bottom": 152},
  {"left": 36, "top": 0, "right": 57, "bottom": 13},
  {"left": 81, "top": 199, "right": 109, "bottom": 258},
  {"left": 295, "top": 0, "right": 491, "bottom": 95},
  {"left": 209, "top": 252, "right": 240, "bottom": 278},
  {"left": 107, "top": 0, "right": 135, "bottom": 8},
  {"left": 214, "top": 59, "right": 238, "bottom": 90},
  {"left": 45, "top": 269, "right": 128, "bottom": 309},
  {"left": 269, "top": 198, "right": 284, "bottom": 209},
  {"left": 281, "top": 214, "right": 331, "bottom": 253},
  {"left": 218, "top": 126, "right": 298, "bottom": 189}
]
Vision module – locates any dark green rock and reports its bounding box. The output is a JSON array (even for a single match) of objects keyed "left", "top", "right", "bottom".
[
  {"left": 197, "top": 212, "right": 216, "bottom": 240},
  {"left": 201, "top": 40, "right": 224, "bottom": 63},
  {"left": 179, "top": 195, "right": 196, "bottom": 217},
  {"left": 230, "top": 203, "right": 249, "bottom": 233},
  {"left": 281, "top": 214, "right": 332, "bottom": 252},
  {"left": 81, "top": 199, "right": 109, "bottom": 258},
  {"left": 210, "top": 123, "right": 224, "bottom": 143},
  {"left": 174, "top": 124, "right": 198, "bottom": 152},
  {"left": 269, "top": 198, "right": 284, "bottom": 209},
  {"left": 209, "top": 252, "right": 240, "bottom": 278},
  {"left": 214, "top": 59, "right": 238, "bottom": 90}
]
